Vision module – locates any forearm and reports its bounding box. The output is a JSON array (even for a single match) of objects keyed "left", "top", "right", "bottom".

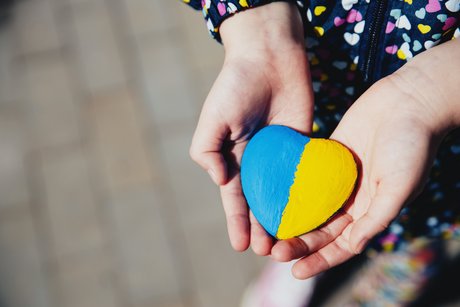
[{"left": 391, "top": 39, "right": 460, "bottom": 134}]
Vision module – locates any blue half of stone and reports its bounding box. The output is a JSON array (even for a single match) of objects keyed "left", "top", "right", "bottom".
[{"left": 241, "top": 125, "right": 310, "bottom": 237}]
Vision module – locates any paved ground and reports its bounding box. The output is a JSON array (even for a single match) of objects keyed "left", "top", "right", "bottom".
[{"left": 0, "top": 1, "right": 268, "bottom": 306}]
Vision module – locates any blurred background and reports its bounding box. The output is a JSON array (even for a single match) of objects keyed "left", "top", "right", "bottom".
[
  {"left": 3, "top": 1, "right": 460, "bottom": 307},
  {"left": 0, "top": 0, "right": 268, "bottom": 306}
]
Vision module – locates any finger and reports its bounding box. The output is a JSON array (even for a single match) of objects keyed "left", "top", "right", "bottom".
[
  {"left": 220, "top": 174, "right": 250, "bottom": 251},
  {"left": 190, "top": 114, "right": 228, "bottom": 185},
  {"left": 271, "top": 211, "right": 353, "bottom": 262},
  {"left": 349, "top": 186, "right": 406, "bottom": 254},
  {"left": 291, "top": 234, "right": 355, "bottom": 279},
  {"left": 249, "top": 211, "right": 275, "bottom": 256}
]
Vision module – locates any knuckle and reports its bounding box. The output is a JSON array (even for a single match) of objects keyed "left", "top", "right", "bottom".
[{"left": 188, "top": 145, "right": 201, "bottom": 163}]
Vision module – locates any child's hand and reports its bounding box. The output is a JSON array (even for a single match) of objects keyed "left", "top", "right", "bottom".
[
  {"left": 270, "top": 39, "right": 460, "bottom": 279},
  {"left": 190, "top": 2, "right": 314, "bottom": 254}
]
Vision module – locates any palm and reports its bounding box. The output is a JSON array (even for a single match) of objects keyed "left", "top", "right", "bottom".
[
  {"left": 191, "top": 51, "right": 314, "bottom": 254},
  {"left": 271, "top": 81, "right": 440, "bottom": 279}
]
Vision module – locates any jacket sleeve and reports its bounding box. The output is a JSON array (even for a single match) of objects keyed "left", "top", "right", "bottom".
[
  {"left": 183, "top": 0, "right": 202, "bottom": 10},
  {"left": 181, "top": 0, "right": 295, "bottom": 42}
]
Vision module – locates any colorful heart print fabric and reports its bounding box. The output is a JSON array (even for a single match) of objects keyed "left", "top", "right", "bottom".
[{"left": 183, "top": 0, "right": 460, "bottom": 251}]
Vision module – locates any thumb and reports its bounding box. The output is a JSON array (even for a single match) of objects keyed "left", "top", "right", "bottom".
[
  {"left": 189, "top": 108, "right": 229, "bottom": 186},
  {"left": 349, "top": 186, "right": 407, "bottom": 254}
]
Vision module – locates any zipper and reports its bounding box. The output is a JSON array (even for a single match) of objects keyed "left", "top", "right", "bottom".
[{"left": 361, "top": 0, "right": 388, "bottom": 83}]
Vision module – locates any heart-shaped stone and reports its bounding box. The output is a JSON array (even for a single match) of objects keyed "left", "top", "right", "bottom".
[{"left": 241, "top": 125, "right": 357, "bottom": 239}]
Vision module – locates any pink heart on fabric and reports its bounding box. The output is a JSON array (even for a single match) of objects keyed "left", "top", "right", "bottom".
[
  {"left": 346, "top": 9, "right": 363, "bottom": 23},
  {"left": 385, "top": 45, "right": 398, "bottom": 54},
  {"left": 426, "top": 0, "right": 441, "bottom": 13},
  {"left": 334, "top": 17, "right": 346, "bottom": 26},
  {"left": 217, "top": 2, "right": 226, "bottom": 16},
  {"left": 386, "top": 22, "right": 395, "bottom": 33},
  {"left": 443, "top": 17, "right": 457, "bottom": 30}
]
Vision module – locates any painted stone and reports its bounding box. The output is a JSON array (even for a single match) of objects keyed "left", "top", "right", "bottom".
[{"left": 241, "top": 125, "right": 357, "bottom": 239}]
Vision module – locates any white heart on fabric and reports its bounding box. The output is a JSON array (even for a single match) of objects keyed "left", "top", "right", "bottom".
[
  {"left": 342, "top": 0, "right": 359, "bottom": 11},
  {"left": 312, "top": 82, "right": 321, "bottom": 92},
  {"left": 424, "top": 40, "right": 440, "bottom": 49},
  {"left": 206, "top": 19, "right": 214, "bottom": 32},
  {"left": 446, "top": 0, "right": 460, "bottom": 12},
  {"left": 227, "top": 3, "right": 237, "bottom": 13},
  {"left": 396, "top": 15, "right": 412, "bottom": 30},
  {"left": 307, "top": 9, "right": 313, "bottom": 22},
  {"left": 333, "top": 61, "right": 348, "bottom": 70},
  {"left": 344, "top": 32, "right": 360, "bottom": 45},
  {"left": 354, "top": 20, "right": 365, "bottom": 33},
  {"left": 400, "top": 42, "right": 413, "bottom": 59}
]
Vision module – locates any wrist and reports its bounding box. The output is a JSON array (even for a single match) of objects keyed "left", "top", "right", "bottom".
[
  {"left": 220, "top": 2, "right": 304, "bottom": 59},
  {"left": 388, "top": 40, "right": 460, "bottom": 136}
]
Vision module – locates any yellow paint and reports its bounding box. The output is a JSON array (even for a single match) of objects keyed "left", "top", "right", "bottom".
[
  {"left": 314, "top": 26, "right": 325, "bottom": 37},
  {"left": 239, "top": 0, "right": 248, "bottom": 7},
  {"left": 276, "top": 139, "right": 357, "bottom": 239},
  {"left": 314, "top": 6, "right": 327, "bottom": 16},
  {"left": 397, "top": 49, "right": 407, "bottom": 60},
  {"left": 418, "top": 24, "right": 431, "bottom": 34}
]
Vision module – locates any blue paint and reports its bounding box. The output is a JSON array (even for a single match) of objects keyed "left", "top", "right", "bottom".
[{"left": 241, "top": 125, "right": 310, "bottom": 236}]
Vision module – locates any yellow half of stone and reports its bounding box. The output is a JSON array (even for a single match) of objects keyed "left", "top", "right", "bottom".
[{"left": 276, "top": 139, "right": 357, "bottom": 239}]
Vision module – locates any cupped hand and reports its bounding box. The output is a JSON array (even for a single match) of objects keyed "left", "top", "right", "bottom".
[
  {"left": 189, "top": 2, "right": 314, "bottom": 254},
  {"left": 271, "top": 67, "right": 452, "bottom": 279}
]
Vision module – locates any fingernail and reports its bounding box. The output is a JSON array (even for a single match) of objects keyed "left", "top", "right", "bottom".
[
  {"left": 355, "top": 238, "right": 368, "bottom": 254},
  {"left": 208, "top": 169, "right": 218, "bottom": 185}
]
